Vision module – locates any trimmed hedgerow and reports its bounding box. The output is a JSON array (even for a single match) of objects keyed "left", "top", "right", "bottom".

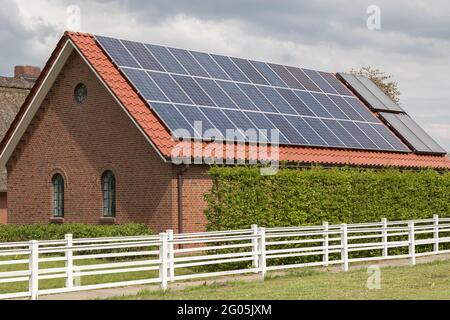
[
  {"left": 0, "top": 223, "right": 152, "bottom": 242},
  {"left": 205, "top": 166, "right": 450, "bottom": 230}
]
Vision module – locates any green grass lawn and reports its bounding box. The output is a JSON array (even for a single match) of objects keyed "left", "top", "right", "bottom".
[{"left": 113, "top": 260, "right": 450, "bottom": 300}]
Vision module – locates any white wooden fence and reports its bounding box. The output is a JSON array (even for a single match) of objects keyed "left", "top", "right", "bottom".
[{"left": 0, "top": 216, "right": 449, "bottom": 300}]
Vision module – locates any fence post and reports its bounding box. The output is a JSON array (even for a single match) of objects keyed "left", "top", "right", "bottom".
[
  {"left": 166, "top": 230, "right": 175, "bottom": 282},
  {"left": 258, "top": 227, "right": 266, "bottom": 280},
  {"left": 341, "top": 224, "right": 349, "bottom": 272},
  {"left": 433, "top": 215, "right": 439, "bottom": 253},
  {"left": 65, "top": 234, "right": 74, "bottom": 289},
  {"left": 322, "top": 222, "right": 329, "bottom": 267},
  {"left": 381, "top": 218, "right": 388, "bottom": 258},
  {"left": 159, "top": 233, "right": 168, "bottom": 290},
  {"left": 29, "top": 240, "right": 39, "bottom": 300},
  {"left": 251, "top": 224, "right": 259, "bottom": 272},
  {"left": 408, "top": 222, "right": 416, "bottom": 266}
]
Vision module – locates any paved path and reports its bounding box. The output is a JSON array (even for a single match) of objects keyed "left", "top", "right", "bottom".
[{"left": 31, "top": 252, "right": 450, "bottom": 300}]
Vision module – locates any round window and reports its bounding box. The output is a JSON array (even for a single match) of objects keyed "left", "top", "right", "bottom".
[{"left": 74, "top": 83, "right": 87, "bottom": 104}]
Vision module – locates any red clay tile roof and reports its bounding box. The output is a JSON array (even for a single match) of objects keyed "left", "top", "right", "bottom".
[{"left": 2, "top": 32, "right": 449, "bottom": 170}]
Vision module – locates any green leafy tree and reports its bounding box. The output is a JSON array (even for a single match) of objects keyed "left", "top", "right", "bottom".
[{"left": 350, "top": 66, "right": 401, "bottom": 104}]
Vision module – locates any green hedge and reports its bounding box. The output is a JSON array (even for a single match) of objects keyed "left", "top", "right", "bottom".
[
  {"left": 205, "top": 166, "right": 450, "bottom": 230},
  {"left": 0, "top": 224, "right": 152, "bottom": 242}
]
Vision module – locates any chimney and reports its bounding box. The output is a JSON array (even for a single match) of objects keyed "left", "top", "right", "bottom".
[{"left": 14, "top": 65, "right": 41, "bottom": 81}]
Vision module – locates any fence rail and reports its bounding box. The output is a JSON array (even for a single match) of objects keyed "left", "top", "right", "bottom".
[{"left": 0, "top": 216, "right": 449, "bottom": 300}]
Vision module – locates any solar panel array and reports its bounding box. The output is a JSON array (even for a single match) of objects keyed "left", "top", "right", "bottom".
[
  {"left": 96, "top": 35, "right": 410, "bottom": 153},
  {"left": 380, "top": 113, "right": 446, "bottom": 154},
  {"left": 337, "top": 73, "right": 405, "bottom": 113}
]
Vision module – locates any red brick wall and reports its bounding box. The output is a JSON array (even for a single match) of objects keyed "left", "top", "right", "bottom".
[
  {"left": 6, "top": 52, "right": 181, "bottom": 232},
  {"left": 0, "top": 192, "right": 6, "bottom": 224},
  {"left": 181, "top": 165, "right": 212, "bottom": 233}
]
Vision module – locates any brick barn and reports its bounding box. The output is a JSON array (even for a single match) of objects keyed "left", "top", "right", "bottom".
[{"left": 0, "top": 32, "right": 448, "bottom": 233}]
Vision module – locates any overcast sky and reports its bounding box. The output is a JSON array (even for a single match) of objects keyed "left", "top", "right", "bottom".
[{"left": 1, "top": 0, "right": 449, "bottom": 151}]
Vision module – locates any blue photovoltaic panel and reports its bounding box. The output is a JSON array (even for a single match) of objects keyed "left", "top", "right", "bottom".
[
  {"left": 222, "top": 109, "right": 261, "bottom": 142},
  {"left": 318, "top": 71, "right": 353, "bottom": 96},
  {"left": 294, "top": 91, "right": 333, "bottom": 118},
  {"left": 151, "top": 103, "right": 195, "bottom": 138},
  {"left": 97, "top": 34, "right": 411, "bottom": 153},
  {"left": 311, "top": 93, "right": 348, "bottom": 120},
  {"left": 175, "top": 104, "right": 216, "bottom": 136},
  {"left": 356, "top": 122, "right": 394, "bottom": 151},
  {"left": 122, "top": 68, "right": 168, "bottom": 102},
  {"left": 217, "top": 81, "right": 259, "bottom": 111},
  {"left": 194, "top": 78, "right": 238, "bottom": 109},
  {"left": 189, "top": 51, "right": 230, "bottom": 80},
  {"left": 285, "top": 116, "right": 327, "bottom": 146},
  {"left": 172, "top": 75, "right": 215, "bottom": 106},
  {"left": 285, "top": 66, "right": 321, "bottom": 92},
  {"left": 97, "top": 36, "right": 140, "bottom": 68},
  {"left": 304, "top": 118, "right": 345, "bottom": 147},
  {"left": 237, "top": 84, "right": 278, "bottom": 113},
  {"left": 370, "top": 123, "right": 410, "bottom": 152},
  {"left": 121, "top": 40, "right": 165, "bottom": 71},
  {"left": 257, "top": 86, "right": 296, "bottom": 115},
  {"left": 328, "top": 95, "right": 365, "bottom": 121},
  {"left": 321, "top": 119, "right": 362, "bottom": 149},
  {"left": 302, "top": 69, "right": 338, "bottom": 95},
  {"left": 200, "top": 107, "right": 243, "bottom": 141},
  {"left": 265, "top": 114, "right": 308, "bottom": 145},
  {"left": 343, "top": 97, "right": 379, "bottom": 123},
  {"left": 147, "top": 71, "right": 192, "bottom": 104},
  {"left": 168, "top": 47, "right": 209, "bottom": 77},
  {"left": 276, "top": 88, "right": 315, "bottom": 116},
  {"left": 211, "top": 54, "right": 250, "bottom": 83},
  {"left": 231, "top": 57, "right": 269, "bottom": 85},
  {"left": 250, "top": 61, "right": 287, "bottom": 87},
  {"left": 244, "top": 111, "right": 290, "bottom": 145},
  {"left": 268, "top": 63, "right": 305, "bottom": 90},
  {"left": 145, "top": 44, "right": 187, "bottom": 74},
  {"left": 339, "top": 121, "right": 378, "bottom": 150}
]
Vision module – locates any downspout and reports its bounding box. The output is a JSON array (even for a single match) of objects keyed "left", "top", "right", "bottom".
[{"left": 177, "top": 164, "right": 189, "bottom": 234}]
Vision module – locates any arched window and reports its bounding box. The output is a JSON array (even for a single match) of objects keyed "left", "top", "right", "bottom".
[
  {"left": 102, "top": 171, "right": 116, "bottom": 217},
  {"left": 52, "top": 174, "right": 64, "bottom": 217}
]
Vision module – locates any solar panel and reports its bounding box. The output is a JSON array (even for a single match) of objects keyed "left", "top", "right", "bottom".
[
  {"left": 237, "top": 84, "right": 278, "bottom": 113},
  {"left": 337, "top": 73, "right": 405, "bottom": 113},
  {"left": 168, "top": 47, "right": 209, "bottom": 77},
  {"left": 285, "top": 66, "right": 321, "bottom": 92},
  {"left": 217, "top": 81, "right": 259, "bottom": 111},
  {"left": 121, "top": 40, "right": 164, "bottom": 71},
  {"left": 96, "top": 35, "right": 411, "bottom": 153},
  {"left": 276, "top": 88, "right": 315, "bottom": 116},
  {"left": 304, "top": 118, "right": 344, "bottom": 147},
  {"left": 172, "top": 75, "right": 215, "bottom": 106},
  {"left": 147, "top": 71, "right": 192, "bottom": 104},
  {"left": 211, "top": 54, "right": 250, "bottom": 83},
  {"left": 303, "top": 69, "right": 338, "bottom": 95},
  {"left": 231, "top": 58, "right": 269, "bottom": 85},
  {"left": 190, "top": 51, "right": 230, "bottom": 80},
  {"left": 194, "top": 78, "right": 238, "bottom": 109},
  {"left": 151, "top": 103, "right": 195, "bottom": 138},
  {"left": 250, "top": 61, "right": 287, "bottom": 87},
  {"left": 379, "top": 113, "right": 446, "bottom": 154},
  {"left": 122, "top": 68, "right": 168, "bottom": 102},
  {"left": 268, "top": 63, "right": 305, "bottom": 90}
]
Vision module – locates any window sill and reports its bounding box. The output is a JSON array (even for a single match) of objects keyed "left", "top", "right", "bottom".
[
  {"left": 50, "top": 217, "right": 64, "bottom": 224},
  {"left": 99, "top": 217, "right": 116, "bottom": 225}
]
